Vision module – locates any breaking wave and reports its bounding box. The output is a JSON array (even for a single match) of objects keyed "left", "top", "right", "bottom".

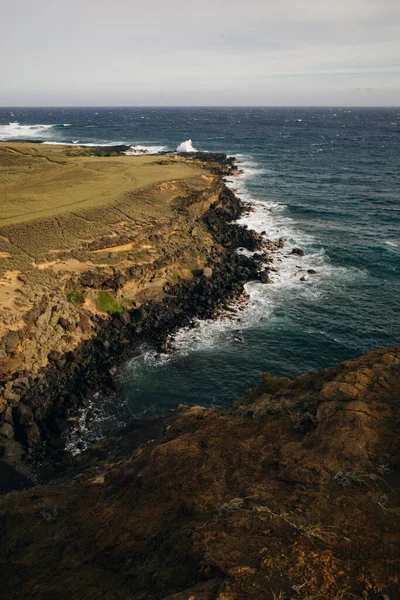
[
  {"left": 124, "top": 144, "right": 167, "bottom": 155},
  {"left": 176, "top": 139, "right": 197, "bottom": 152},
  {"left": 0, "top": 122, "right": 72, "bottom": 140}
]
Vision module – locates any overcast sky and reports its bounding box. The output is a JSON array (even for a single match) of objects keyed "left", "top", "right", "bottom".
[{"left": 1, "top": 0, "right": 399, "bottom": 106}]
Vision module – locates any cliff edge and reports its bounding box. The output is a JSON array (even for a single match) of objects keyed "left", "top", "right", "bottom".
[{"left": 1, "top": 345, "right": 399, "bottom": 599}]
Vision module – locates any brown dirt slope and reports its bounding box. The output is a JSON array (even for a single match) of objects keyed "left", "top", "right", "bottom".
[{"left": 1, "top": 346, "right": 399, "bottom": 600}]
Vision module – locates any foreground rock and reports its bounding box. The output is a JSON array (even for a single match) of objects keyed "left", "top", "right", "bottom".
[{"left": 1, "top": 346, "right": 399, "bottom": 599}]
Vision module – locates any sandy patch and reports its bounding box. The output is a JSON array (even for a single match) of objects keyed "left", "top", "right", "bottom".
[
  {"left": 0, "top": 252, "right": 11, "bottom": 259},
  {"left": 0, "top": 270, "right": 22, "bottom": 310},
  {"left": 34, "top": 259, "right": 95, "bottom": 273},
  {"left": 92, "top": 242, "right": 135, "bottom": 254},
  {"left": 92, "top": 242, "right": 156, "bottom": 255}
]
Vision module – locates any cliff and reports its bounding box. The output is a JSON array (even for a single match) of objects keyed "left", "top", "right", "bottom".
[
  {"left": 0, "top": 346, "right": 399, "bottom": 599},
  {"left": 0, "top": 145, "right": 268, "bottom": 474}
]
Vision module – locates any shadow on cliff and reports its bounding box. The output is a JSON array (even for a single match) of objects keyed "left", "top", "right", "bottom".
[{"left": 0, "top": 346, "right": 399, "bottom": 599}]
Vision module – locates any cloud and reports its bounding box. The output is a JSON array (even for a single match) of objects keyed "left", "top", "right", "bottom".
[{"left": 1, "top": 0, "right": 399, "bottom": 105}]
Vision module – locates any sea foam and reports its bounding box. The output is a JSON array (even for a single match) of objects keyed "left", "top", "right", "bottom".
[
  {"left": 124, "top": 144, "right": 167, "bottom": 155},
  {"left": 158, "top": 154, "right": 366, "bottom": 358}
]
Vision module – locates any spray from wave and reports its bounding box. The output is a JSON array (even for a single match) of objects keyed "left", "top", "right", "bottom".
[{"left": 176, "top": 139, "right": 197, "bottom": 152}]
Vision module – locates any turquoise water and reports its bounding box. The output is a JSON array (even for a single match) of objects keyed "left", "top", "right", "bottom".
[{"left": 1, "top": 107, "right": 399, "bottom": 436}]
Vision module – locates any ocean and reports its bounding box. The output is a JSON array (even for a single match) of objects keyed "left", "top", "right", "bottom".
[{"left": 1, "top": 106, "right": 399, "bottom": 444}]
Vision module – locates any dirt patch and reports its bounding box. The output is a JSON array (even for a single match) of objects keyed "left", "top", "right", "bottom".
[
  {"left": 0, "top": 270, "right": 22, "bottom": 308},
  {"left": 34, "top": 258, "right": 97, "bottom": 274}
]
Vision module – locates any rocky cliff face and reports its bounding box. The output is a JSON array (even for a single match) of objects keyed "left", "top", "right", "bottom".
[{"left": 1, "top": 346, "right": 399, "bottom": 599}]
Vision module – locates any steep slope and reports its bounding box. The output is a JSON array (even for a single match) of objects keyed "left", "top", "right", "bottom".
[{"left": 1, "top": 346, "right": 399, "bottom": 599}]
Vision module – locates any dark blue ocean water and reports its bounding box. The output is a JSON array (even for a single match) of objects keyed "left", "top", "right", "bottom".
[{"left": 1, "top": 107, "right": 399, "bottom": 439}]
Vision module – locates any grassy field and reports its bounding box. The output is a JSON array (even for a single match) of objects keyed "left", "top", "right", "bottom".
[
  {"left": 0, "top": 142, "right": 217, "bottom": 337},
  {"left": 0, "top": 143, "right": 202, "bottom": 227},
  {"left": 0, "top": 142, "right": 213, "bottom": 260}
]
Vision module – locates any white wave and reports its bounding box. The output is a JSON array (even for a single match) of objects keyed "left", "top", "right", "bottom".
[
  {"left": 124, "top": 144, "right": 167, "bottom": 155},
  {"left": 0, "top": 122, "right": 54, "bottom": 140},
  {"left": 154, "top": 153, "right": 366, "bottom": 359},
  {"left": 176, "top": 139, "right": 197, "bottom": 152},
  {"left": 43, "top": 140, "right": 125, "bottom": 147}
]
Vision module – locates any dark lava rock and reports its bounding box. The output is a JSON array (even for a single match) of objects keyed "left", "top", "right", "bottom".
[
  {"left": 291, "top": 248, "right": 305, "bottom": 256},
  {"left": 260, "top": 269, "right": 271, "bottom": 284}
]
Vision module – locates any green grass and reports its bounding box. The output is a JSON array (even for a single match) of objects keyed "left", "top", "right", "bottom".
[
  {"left": 95, "top": 291, "right": 123, "bottom": 314},
  {"left": 67, "top": 291, "right": 84, "bottom": 305}
]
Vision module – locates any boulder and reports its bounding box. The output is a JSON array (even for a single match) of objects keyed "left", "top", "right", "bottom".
[
  {"left": 0, "top": 423, "right": 14, "bottom": 440},
  {"left": 25, "top": 423, "right": 41, "bottom": 448},
  {"left": 79, "top": 315, "right": 91, "bottom": 332},
  {"left": 4, "top": 390, "right": 20, "bottom": 403},
  {"left": 3, "top": 331, "right": 20, "bottom": 354},
  {"left": 12, "top": 377, "right": 30, "bottom": 390},
  {"left": 291, "top": 247, "right": 305, "bottom": 256},
  {"left": 260, "top": 269, "right": 271, "bottom": 284},
  {"left": 119, "top": 311, "right": 131, "bottom": 326},
  {"left": 2, "top": 406, "right": 14, "bottom": 423},
  {"left": 14, "top": 404, "right": 34, "bottom": 426},
  {"left": 58, "top": 318, "right": 75, "bottom": 332}
]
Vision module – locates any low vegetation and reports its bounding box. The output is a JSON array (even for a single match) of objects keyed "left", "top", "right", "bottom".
[
  {"left": 95, "top": 291, "right": 122, "bottom": 314},
  {"left": 67, "top": 290, "right": 84, "bottom": 305}
]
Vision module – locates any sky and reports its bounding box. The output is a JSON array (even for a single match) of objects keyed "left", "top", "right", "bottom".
[{"left": 1, "top": 0, "right": 399, "bottom": 106}]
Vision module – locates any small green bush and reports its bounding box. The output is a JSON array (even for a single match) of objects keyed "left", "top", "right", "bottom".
[
  {"left": 96, "top": 291, "right": 122, "bottom": 314},
  {"left": 67, "top": 290, "right": 84, "bottom": 305}
]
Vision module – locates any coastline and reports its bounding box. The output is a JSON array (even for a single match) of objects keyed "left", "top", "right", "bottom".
[
  {"left": 0, "top": 145, "right": 272, "bottom": 480},
  {"left": 0, "top": 139, "right": 398, "bottom": 600}
]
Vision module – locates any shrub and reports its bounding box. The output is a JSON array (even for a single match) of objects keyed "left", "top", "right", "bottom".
[{"left": 67, "top": 290, "right": 84, "bottom": 305}]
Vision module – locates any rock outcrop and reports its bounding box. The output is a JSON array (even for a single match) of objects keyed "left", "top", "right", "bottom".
[{"left": 0, "top": 346, "right": 399, "bottom": 599}]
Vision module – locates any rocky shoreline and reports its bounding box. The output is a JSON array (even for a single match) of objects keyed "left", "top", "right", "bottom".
[{"left": 0, "top": 152, "right": 279, "bottom": 484}]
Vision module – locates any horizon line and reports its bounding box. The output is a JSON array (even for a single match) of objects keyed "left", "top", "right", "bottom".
[{"left": 1, "top": 105, "right": 399, "bottom": 109}]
